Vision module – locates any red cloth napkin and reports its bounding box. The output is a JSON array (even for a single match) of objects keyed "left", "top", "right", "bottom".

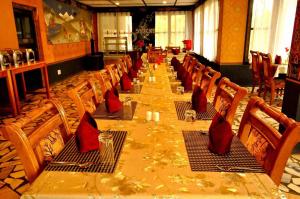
[
  {"left": 135, "top": 58, "right": 143, "bottom": 70},
  {"left": 105, "top": 89, "right": 122, "bottom": 113},
  {"left": 171, "top": 57, "right": 180, "bottom": 71},
  {"left": 172, "top": 48, "right": 180, "bottom": 55},
  {"left": 128, "top": 68, "right": 138, "bottom": 79},
  {"left": 275, "top": 55, "right": 282, "bottom": 64},
  {"left": 183, "top": 74, "right": 193, "bottom": 91},
  {"left": 192, "top": 86, "right": 207, "bottom": 113},
  {"left": 208, "top": 112, "right": 233, "bottom": 155},
  {"left": 75, "top": 112, "right": 100, "bottom": 153},
  {"left": 120, "top": 73, "right": 132, "bottom": 91}
]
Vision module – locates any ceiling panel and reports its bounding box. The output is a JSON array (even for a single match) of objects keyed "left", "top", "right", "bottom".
[{"left": 78, "top": 0, "right": 197, "bottom": 7}]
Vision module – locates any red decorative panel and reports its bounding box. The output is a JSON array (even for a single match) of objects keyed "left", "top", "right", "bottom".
[{"left": 289, "top": 0, "right": 300, "bottom": 80}]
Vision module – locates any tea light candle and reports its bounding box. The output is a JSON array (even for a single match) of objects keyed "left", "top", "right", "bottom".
[
  {"left": 152, "top": 76, "right": 156, "bottom": 82},
  {"left": 146, "top": 111, "right": 152, "bottom": 121},
  {"left": 154, "top": 64, "right": 158, "bottom": 69},
  {"left": 153, "top": 112, "right": 160, "bottom": 122}
]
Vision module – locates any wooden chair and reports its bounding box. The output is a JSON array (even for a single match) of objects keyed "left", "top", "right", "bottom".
[
  {"left": 212, "top": 77, "right": 248, "bottom": 126},
  {"left": 68, "top": 80, "right": 100, "bottom": 120},
  {"left": 198, "top": 67, "right": 221, "bottom": 100},
  {"left": 237, "top": 96, "right": 300, "bottom": 185},
  {"left": 250, "top": 50, "right": 263, "bottom": 95},
  {"left": 260, "top": 53, "right": 285, "bottom": 105},
  {"left": 122, "top": 55, "right": 132, "bottom": 71},
  {"left": 94, "top": 71, "right": 113, "bottom": 95},
  {"left": 1, "top": 99, "right": 72, "bottom": 183},
  {"left": 105, "top": 64, "right": 120, "bottom": 87}
]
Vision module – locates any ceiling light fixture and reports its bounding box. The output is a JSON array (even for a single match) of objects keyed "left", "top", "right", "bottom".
[
  {"left": 115, "top": 2, "right": 120, "bottom": 5},
  {"left": 163, "top": 1, "right": 167, "bottom": 4}
]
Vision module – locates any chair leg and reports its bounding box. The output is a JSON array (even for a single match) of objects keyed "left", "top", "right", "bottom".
[
  {"left": 251, "top": 83, "right": 255, "bottom": 93},
  {"left": 270, "top": 87, "right": 275, "bottom": 105},
  {"left": 263, "top": 87, "right": 267, "bottom": 100},
  {"left": 258, "top": 83, "right": 262, "bottom": 97}
]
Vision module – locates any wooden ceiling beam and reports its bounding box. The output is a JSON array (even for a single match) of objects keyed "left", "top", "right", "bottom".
[{"left": 141, "top": 0, "right": 147, "bottom": 7}]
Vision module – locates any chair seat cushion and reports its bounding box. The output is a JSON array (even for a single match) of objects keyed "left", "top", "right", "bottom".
[{"left": 274, "top": 79, "right": 285, "bottom": 88}]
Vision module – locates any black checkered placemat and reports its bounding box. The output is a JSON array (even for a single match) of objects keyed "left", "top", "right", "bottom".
[
  {"left": 45, "top": 131, "right": 127, "bottom": 173},
  {"left": 174, "top": 101, "right": 217, "bottom": 120},
  {"left": 182, "top": 131, "right": 264, "bottom": 172},
  {"left": 93, "top": 101, "right": 137, "bottom": 120}
]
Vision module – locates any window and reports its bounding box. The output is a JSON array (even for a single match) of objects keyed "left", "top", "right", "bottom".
[
  {"left": 248, "top": 0, "right": 297, "bottom": 62},
  {"left": 155, "top": 11, "right": 192, "bottom": 49},
  {"left": 193, "top": 0, "right": 219, "bottom": 61},
  {"left": 97, "top": 12, "right": 132, "bottom": 51}
]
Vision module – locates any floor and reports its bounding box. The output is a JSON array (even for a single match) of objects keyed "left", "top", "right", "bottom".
[{"left": 0, "top": 70, "right": 299, "bottom": 198}]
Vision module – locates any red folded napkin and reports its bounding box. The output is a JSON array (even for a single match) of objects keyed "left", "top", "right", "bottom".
[
  {"left": 275, "top": 55, "right": 282, "bottom": 64},
  {"left": 135, "top": 58, "right": 143, "bottom": 70},
  {"left": 192, "top": 86, "right": 207, "bottom": 113},
  {"left": 128, "top": 68, "right": 138, "bottom": 79},
  {"left": 171, "top": 57, "right": 180, "bottom": 71},
  {"left": 208, "top": 112, "right": 233, "bottom": 155},
  {"left": 105, "top": 89, "right": 122, "bottom": 113},
  {"left": 172, "top": 48, "right": 180, "bottom": 55},
  {"left": 156, "top": 55, "right": 163, "bottom": 64},
  {"left": 75, "top": 112, "right": 100, "bottom": 153},
  {"left": 183, "top": 74, "right": 193, "bottom": 91},
  {"left": 120, "top": 72, "right": 132, "bottom": 91}
]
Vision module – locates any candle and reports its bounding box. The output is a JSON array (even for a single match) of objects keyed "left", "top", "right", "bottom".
[
  {"left": 146, "top": 111, "right": 152, "bottom": 121},
  {"left": 153, "top": 112, "right": 160, "bottom": 122},
  {"left": 152, "top": 77, "right": 156, "bottom": 82}
]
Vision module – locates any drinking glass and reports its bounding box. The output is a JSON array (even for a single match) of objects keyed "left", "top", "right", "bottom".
[
  {"left": 184, "top": 110, "right": 196, "bottom": 122},
  {"left": 98, "top": 132, "right": 115, "bottom": 164},
  {"left": 123, "top": 97, "right": 133, "bottom": 119},
  {"left": 176, "top": 86, "right": 184, "bottom": 95}
]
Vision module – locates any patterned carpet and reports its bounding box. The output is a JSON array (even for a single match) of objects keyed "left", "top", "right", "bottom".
[{"left": 0, "top": 70, "right": 299, "bottom": 198}]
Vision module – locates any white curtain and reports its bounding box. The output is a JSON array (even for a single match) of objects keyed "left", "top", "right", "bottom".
[
  {"left": 271, "top": 0, "right": 297, "bottom": 61},
  {"left": 249, "top": 0, "right": 297, "bottom": 61},
  {"left": 194, "top": 5, "right": 204, "bottom": 54},
  {"left": 203, "top": 0, "right": 219, "bottom": 61},
  {"left": 155, "top": 11, "right": 193, "bottom": 49},
  {"left": 97, "top": 12, "right": 132, "bottom": 51}
]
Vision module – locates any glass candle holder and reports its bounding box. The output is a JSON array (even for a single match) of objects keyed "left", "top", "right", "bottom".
[
  {"left": 184, "top": 110, "right": 196, "bottom": 122},
  {"left": 98, "top": 132, "right": 115, "bottom": 165},
  {"left": 176, "top": 86, "right": 184, "bottom": 95}
]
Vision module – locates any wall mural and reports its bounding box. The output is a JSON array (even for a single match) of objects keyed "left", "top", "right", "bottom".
[
  {"left": 289, "top": 0, "right": 300, "bottom": 80},
  {"left": 132, "top": 10, "right": 155, "bottom": 52},
  {"left": 43, "top": 0, "right": 92, "bottom": 44}
]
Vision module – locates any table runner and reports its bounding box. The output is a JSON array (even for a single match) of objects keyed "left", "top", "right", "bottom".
[
  {"left": 45, "top": 131, "right": 127, "bottom": 173},
  {"left": 183, "top": 131, "right": 264, "bottom": 173},
  {"left": 93, "top": 101, "right": 137, "bottom": 120},
  {"left": 175, "top": 101, "right": 217, "bottom": 120}
]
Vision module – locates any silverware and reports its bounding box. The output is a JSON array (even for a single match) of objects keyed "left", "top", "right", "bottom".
[
  {"left": 216, "top": 165, "right": 262, "bottom": 172},
  {"left": 49, "top": 161, "right": 97, "bottom": 169}
]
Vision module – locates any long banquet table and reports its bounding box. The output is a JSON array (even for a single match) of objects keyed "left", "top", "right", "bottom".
[{"left": 21, "top": 62, "right": 281, "bottom": 198}]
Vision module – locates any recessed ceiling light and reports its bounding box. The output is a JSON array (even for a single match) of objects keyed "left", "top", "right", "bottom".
[
  {"left": 163, "top": 1, "right": 167, "bottom": 4},
  {"left": 115, "top": 2, "right": 120, "bottom": 5}
]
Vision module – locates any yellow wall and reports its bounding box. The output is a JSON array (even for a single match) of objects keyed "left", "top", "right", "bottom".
[
  {"left": 0, "top": 0, "right": 91, "bottom": 64},
  {"left": 217, "top": 0, "right": 248, "bottom": 64}
]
